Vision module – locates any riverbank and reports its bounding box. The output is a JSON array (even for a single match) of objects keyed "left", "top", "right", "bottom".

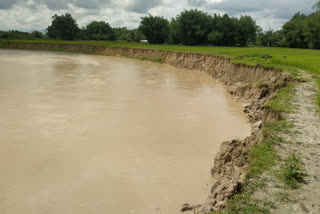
[
  {"left": 1, "top": 41, "right": 319, "bottom": 213},
  {"left": 1, "top": 39, "right": 320, "bottom": 75}
]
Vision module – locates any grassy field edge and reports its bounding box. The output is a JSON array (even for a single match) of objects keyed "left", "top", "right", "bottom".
[{"left": 1, "top": 39, "right": 319, "bottom": 76}]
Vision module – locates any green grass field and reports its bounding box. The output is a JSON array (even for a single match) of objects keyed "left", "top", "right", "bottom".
[{"left": 2, "top": 39, "right": 320, "bottom": 76}]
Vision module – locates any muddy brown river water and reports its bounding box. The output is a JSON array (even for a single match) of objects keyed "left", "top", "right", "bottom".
[{"left": 0, "top": 49, "right": 250, "bottom": 214}]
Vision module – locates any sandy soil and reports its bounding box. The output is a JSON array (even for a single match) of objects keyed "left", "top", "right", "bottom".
[{"left": 254, "top": 73, "right": 320, "bottom": 214}]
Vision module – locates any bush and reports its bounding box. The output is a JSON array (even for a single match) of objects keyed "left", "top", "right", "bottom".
[{"left": 281, "top": 154, "right": 304, "bottom": 189}]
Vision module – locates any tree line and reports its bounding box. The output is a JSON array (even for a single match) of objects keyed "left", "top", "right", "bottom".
[
  {"left": 254, "top": 1, "right": 320, "bottom": 49},
  {"left": 0, "top": 1, "right": 319, "bottom": 49},
  {"left": 140, "top": 10, "right": 257, "bottom": 46}
]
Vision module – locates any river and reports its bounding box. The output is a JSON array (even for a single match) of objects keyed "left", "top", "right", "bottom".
[{"left": 0, "top": 49, "right": 250, "bottom": 214}]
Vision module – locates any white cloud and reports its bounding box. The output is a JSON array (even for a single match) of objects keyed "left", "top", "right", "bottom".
[{"left": 0, "top": 0, "right": 318, "bottom": 32}]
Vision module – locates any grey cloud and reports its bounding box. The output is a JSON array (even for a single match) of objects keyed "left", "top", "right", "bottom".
[
  {"left": 187, "top": 0, "right": 205, "bottom": 7},
  {"left": 38, "top": 0, "right": 69, "bottom": 10},
  {"left": 39, "top": 0, "right": 110, "bottom": 10},
  {"left": 0, "top": 0, "right": 19, "bottom": 9},
  {"left": 205, "top": 0, "right": 316, "bottom": 18},
  {"left": 206, "top": 0, "right": 269, "bottom": 14},
  {"left": 127, "top": 0, "right": 163, "bottom": 13},
  {"left": 71, "top": 0, "right": 111, "bottom": 9}
]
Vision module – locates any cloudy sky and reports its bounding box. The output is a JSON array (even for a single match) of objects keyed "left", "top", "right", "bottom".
[{"left": 0, "top": 0, "right": 318, "bottom": 32}]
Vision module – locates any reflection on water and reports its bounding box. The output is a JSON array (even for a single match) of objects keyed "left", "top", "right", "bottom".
[{"left": 0, "top": 49, "right": 250, "bottom": 214}]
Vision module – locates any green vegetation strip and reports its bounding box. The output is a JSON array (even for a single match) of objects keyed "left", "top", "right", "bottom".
[
  {"left": 2, "top": 39, "right": 320, "bottom": 76},
  {"left": 280, "top": 154, "right": 305, "bottom": 189},
  {"left": 265, "top": 83, "right": 296, "bottom": 113}
]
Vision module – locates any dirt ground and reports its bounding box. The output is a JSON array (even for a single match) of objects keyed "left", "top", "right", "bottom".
[{"left": 253, "top": 73, "right": 320, "bottom": 214}]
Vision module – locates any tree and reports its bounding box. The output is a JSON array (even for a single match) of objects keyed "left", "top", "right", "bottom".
[
  {"left": 313, "top": 1, "right": 320, "bottom": 12},
  {"left": 86, "top": 21, "right": 115, "bottom": 40},
  {"left": 305, "top": 13, "right": 320, "bottom": 49},
  {"left": 139, "top": 15, "right": 169, "bottom": 44},
  {"left": 132, "top": 29, "right": 145, "bottom": 42},
  {"left": 31, "top": 30, "right": 44, "bottom": 39},
  {"left": 211, "top": 14, "right": 238, "bottom": 46},
  {"left": 175, "top": 9, "right": 212, "bottom": 45},
  {"left": 0, "top": 31, "right": 8, "bottom": 39},
  {"left": 257, "top": 30, "right": 286, "bottom": 47},
  {"left": 113, "top": 27, "right": 134, "bottom": 41},
  {"left": 168, "top": 18, "right": 181, "bottom": 44},
  {"left": 282, "top": 13, "right": 308, "bottom": 48},
  {"left": 46, "top": 13, "right": 79, "bottom": 40},
  {"left": 77, "top": 27, "right": 89, "bottom": 40},
  {"left": 208, "top": 31, "right": 223, "bottom": 45},
  {"left": 236, "top": 16, "right": 258, "bottom": 46}
]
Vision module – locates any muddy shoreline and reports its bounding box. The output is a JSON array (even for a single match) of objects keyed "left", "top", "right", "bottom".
[{"left": 0, "top": 42, "right": 292, "bottom": 213}]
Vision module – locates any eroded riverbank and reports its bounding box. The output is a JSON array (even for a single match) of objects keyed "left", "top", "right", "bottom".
[
  {"left": 0, "top": 49, "right": 250, "bottom": 214},
  {"left": 0, "top": 43, "right": 294, "bottom": 213}
]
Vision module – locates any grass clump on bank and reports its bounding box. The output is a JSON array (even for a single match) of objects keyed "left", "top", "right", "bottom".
[
  {"left": 265, "top": 83, "right": 296, "bottom": 113},
  {"left": 246, "top": 120, "right": 293, "bottom": 180},
  {"left": 246, "top": 139, "right": 276, "bottom": 180},
  {"left": 280, "top": 154, "right": 305, "bottom": 189},
  {"left": 221, "top": 191, "right": 271, "bottom": 214}
]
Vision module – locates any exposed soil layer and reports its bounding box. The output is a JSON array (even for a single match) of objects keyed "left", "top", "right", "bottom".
[{"left": 1, "top": 42, "right": 293, "bottom": 212}]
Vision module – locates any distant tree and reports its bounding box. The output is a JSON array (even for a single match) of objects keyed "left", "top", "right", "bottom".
[
  {"left": 0, "top": 31, "right": 9, "bottom": 39},
  {"left": 257, "top": 30, "right": 286, "bottom": 47},
  {"left": 31, "top": 30, "right": 44, "bottom": 39},
  {"left": 313, "top": 1, "right": 320, "bottom": 12},
  {"left": 86, "top": 21, "right": 115, "bottom": 40},
  {"left": 207, "top": 31, "right": 223, "bottom": 45},
  {"left": 282, "top": 13, "right": 308, "bottom": 48},
  {"left": 139, "top": 15, "right": 169, "bottom": 44},
  {"left": 46, "top": 13, "right": 79, "bottom": 40},
  {"left": 113, "top": 27, "right": 134, "bottom": 41},
  {"left": 77, "top": 27, "right": 89, "bottom": 40},
  {"left": 175, "top": 9, "right": 212, "bottom": 45},
  {"left": 168, "top": 18, "right": 181, "bottom": 44},
  {"left": 132, "top": 29, "right": 145, "bottom": 42},
  {"left": 211, "top": 14, "right": 238, "bottom": 46},
  {"left": 236, "top": 16, "right": 258, "bottom": 46},
  {"left": 3, "top": 30, "right": 32, "bottom": 39},
  {"left": 305, "top": 12, "right": 320, "bottom": 49}
]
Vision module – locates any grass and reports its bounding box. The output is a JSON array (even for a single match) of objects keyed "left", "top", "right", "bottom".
[
  {"left": 246, "top": 120, "right": 293, "bottom": 180},
  {"left": 246, "top": 139, "right": 277, "bottom": 180},
  {"left": 220, "top": 191, "right": 271, "bottom": 214},
  {"left": 256, "top": 82, "right": 269, "bottom": 88},
  {"left": 2, "top": 39, "right": 320, "bottom": 75},
  {"left": 265, "top": 83, "right": 296, "bottom": 113},
  {"left": 280, "top": 154, "right": 305, "bottom": 189}
]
